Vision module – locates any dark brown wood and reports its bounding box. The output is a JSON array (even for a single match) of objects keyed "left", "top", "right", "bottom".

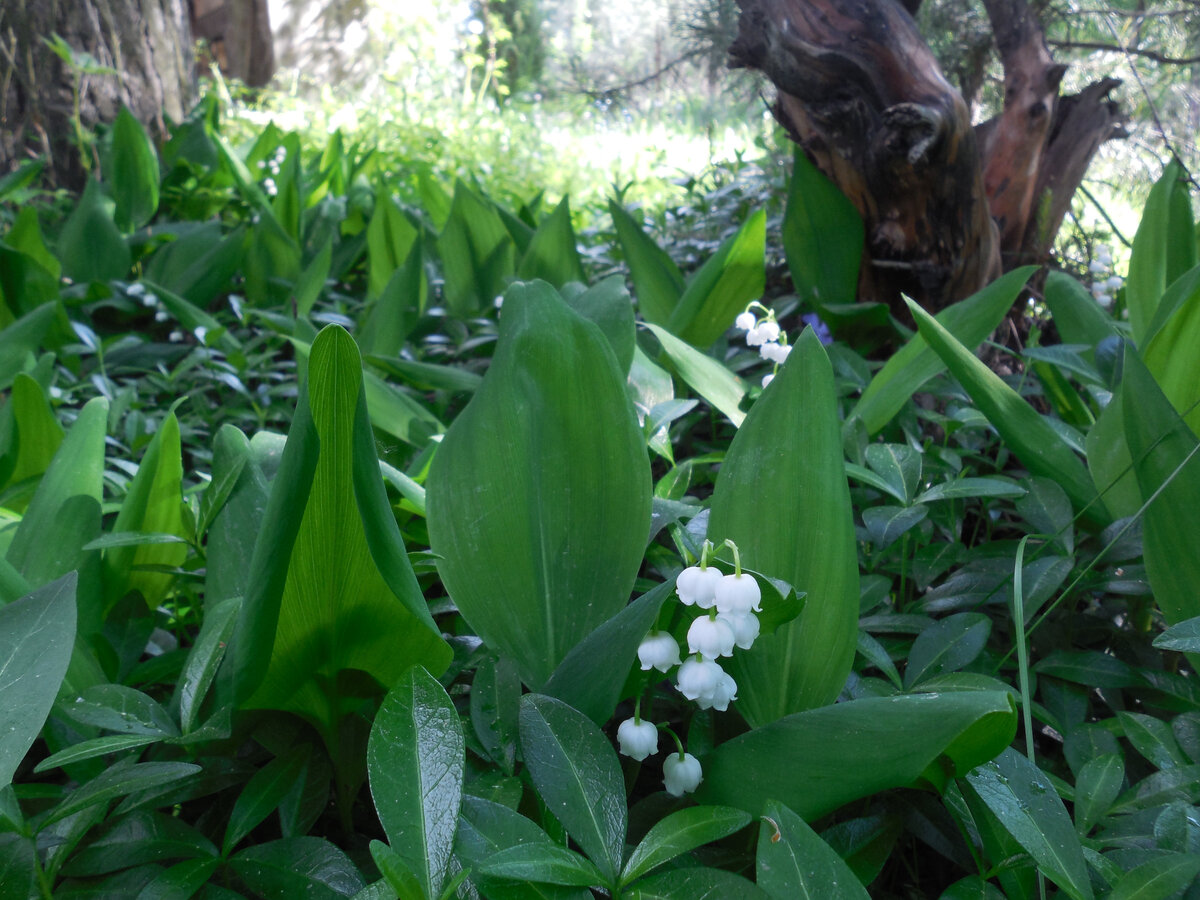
[
  {"left": 0, "top": 0, "right": 194, "bottom": 185},
  {"left": 191, "top": 0, "right": 274, "bottom": 88}
]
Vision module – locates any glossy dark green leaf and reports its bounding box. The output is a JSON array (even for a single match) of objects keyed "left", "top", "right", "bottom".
[
  {"left": 938, "top": 876, "right": 1006, "bottom": 900},
  {"left": 863, "top": 505, "right": 929, "bottom": 549},
  {"left": 60, "top": 810, "right": 217, "bottom": 878},
  {"left": 643, "top": 323, "right": 746, "bottom": 427},
  {"left": 627, "top": 866, "right": 769, "bottom": 900},
  {"left": 864, "top": 444, "right": 922, "bottom": 506},
  {"left": 1015, "top": 476, "right": 1074, "bottom": 555},
  {"left": 224, "top": 746, "right": 311, "bottom": 856},
  {"left": 61, "top": 683, "right": 178, "bottom": 737},
  {"left": 697, "top": 691, "right": 1016, "bottom": 819},
  {"left": 34, "top": 733, "right": 162, "bottom": 773},
  {"left": 907, "top": 298, "right": 1107, "bottom": 528},
  {"left": 667, "top": 209, "right": 765, "bottom": 348},
  {"left": 369, "top": 666, "right": 464, "bottom": 899},
  {"left": 368, "top": 840, "right": 424, "bottom": 900},
  {"left": 914, "top": 477, "right": 1026, "bottom": 504},
  {"left": 1122, "top": 350, "right": 1200, "bottom": 627},
  {"left": 178, "top": 596, "right": 238, "bottom": 734},
  {"left": 962, "top": 748, "right": 1093, "bottom": 900},
  {"left": 428, "top": 282, "right": 650, "bottom": 688},
  {"left": 234, "top": 326, "right": 450, "bottom": 727},
  {"left": 1154, "top": 616, "right": 1200, "bottom": 653},
  {"left": 1073, "top": 753, "right": 1124, "bottom": 835},
  {"left": 519, "top": 694, "right": 625, "bottom": 886},
  {"left": 133, "top": 858, "right": 220, "bottom": 900},
  {"left": 229, "top": 837, "right": 365, "bottom": 899},
  {"left": 608, "top": 200, "right": 684, "bottom": 327},
  {"left": 542, "top": 580, "right": 674, "bottom": 725},
  {"left": 904, "top": 613, "right": 991, "bottom": 689},
  {"left": 621, "top": 805, "right": 752, "bottom": 886},
  {"left": 850, "top": 267, "right": 1035, "bottom": 435},
  {"left": 479, "top": 843, "right": 605, "bottom": 888},
  {"left": 471, "top": 655, "right": 521, "bottom": 774},
  {"left": 1117, "top": 711, "right": 1188, "bottom": 770},
  {"left": 111, "top": 106, "right": 161, "bottom": 232},
  {"left": 0, "top": 572, "right": 76, "bottom": 787},
  {"left": 0, "top": 832, "right": 36, "bottom": 900},
  {"left": 756, "top": 799, "right": 869, "bottom": 899},
  {"left": 43, "top": 760, "right": 201, "bottom": 827},
  {"left": 57, "top": 179, "right": 130, "bottom": 283},
  {"left": 438, "top": 181, "right": 515, "bottom": 316},
  {"left": 707, "top": 329, "right": 858, "bottom": 723},
  {"left": 1109, "top": 852, "right": 1200, "bottom": 900},
  {"left": 518, "top": 197, "right": 586, "bottom": 288}
]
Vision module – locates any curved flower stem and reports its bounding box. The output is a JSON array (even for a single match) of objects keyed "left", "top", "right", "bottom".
[
  {"left": 723, "top": 539, "right": 742, "bottom": 576},
  {"left": 658, "top": 724, "right": 687, "bottom": 760}
]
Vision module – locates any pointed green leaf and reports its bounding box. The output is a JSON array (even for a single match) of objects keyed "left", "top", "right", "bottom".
[
  {"left": 707, "top": 329, "right": 858, "bottom": 723},
  {"left": 428, "top": 282, "right": 650, "bottom": 688},
  {"left": 367, "top": 195, "right": 419, "bottom": 301},
  {"left": 1128, "top": 161, "right": 1195, "bottom": 346},
  {"left": 368, "top": 666, "right": 465, "bottom": 900},
  {"left": 628, "top": 866, "right": 769, "bottom": 899},
  {"left": 562, "top": 276, "right": 636, "bottom": 376},
  {"left": 621, "top": 806, "right": 752, "bottom": 886},
  {"left": 43, "top": 760, "right": 201, "bottom": 827},
  {"left": 57, "top": 179, "right": 130, "bottom": 283},
  {"left": 904, "top": 613, "right": 991, "bottom": 689},
  {"left": 1072, "top": 753, "right": 1124, "bottom": 835},
  {"left": 359, "top": 240, "right": 425, "bottom": 357},
  {"left": 756, "top": 800, "right": 870, "bottom": 900},
  {"left": 296, "top": 239, "right": 334, "bottom": 317},
  {"left": 862, "top": 505, "right": 928, "bottom": 549},
  {"left": 0, "top": 303, "right": 60, "bottom": 390},
  {"left": 643, "top": 322, "right": 746, "bottom": 428},
  {"left": 518, "top": 197, "right": 586, "bottom": 288},
  {"left": 0, "top": 572, "right": 76, "bottom": 788},
  {"left": 697, "top": 691, "right": 1017, "bottom": 819},
  {"left": 438, "top": 181, "right": 515, "bottom": 316},
  {"left": 907, "top": 298, "right": 1108, "bottom": 528},
  {"left": 0, "top": 374, "right": 63, "bottom": 511},
  {"left": 1042, "top": 270, "right": 1119, "bottom": 353},
  {"left": 608, "top": 200, "right": 684, "bottom": 326},
  {"left": 1154, "top": 616, "right": 1200, "bottom": 653},
  {"left": 519, "top": 694, "right": 625, "bottom": 886},
  {"left": 1142, "top": 271, "right": 1200, "bottom": 436},
  {"left": 133, "top": 858, "right": 220, "bottom": 900},
  {"left": 143, "top": 224, "right": 246, "bottom": 309},
  {"left": 229, "top": 837, "right": 365, "bottom": 899},
  {"left": 864, "top": 444, "right": 922, "bottom": 506},
  {"left": 479, "top": 843, "right": 605, "bottom": 888},
  {"left": 224, "top": 746, "right": 310, "bottom": 856},
  {"left": 110, "top": 106, "right": 160, "bottom": 232},
  {"left": 1109, "top": 852, "right": 1200, "bottom": 900}
]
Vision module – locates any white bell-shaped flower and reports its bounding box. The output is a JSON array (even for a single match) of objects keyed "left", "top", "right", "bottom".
[
  {"left": 761, "top": 373, "right": 775, "bottom": 389},
  {"left": 616, "top": 718, "right": 658, "bottom": 761},
  {"left": 637, "top": 631, "right": 681, "bottom": 672},
  {"left": 676, "top": 657, "right": 724, "bottom": 701},
  {"left": 759, "top": 342, "right": 792, "bottom": 365},
  {"left": 686, "top": 615, "right": 736, "bottom": 660},
  {"left": 676, "top": 566, "right": 721, "bottom": 609},
  {"left": 735, "top": 311, "right": 757, "bottom": 332},
  {"left": 663, "top": 752, "right": 703, "bottom": 796},
  {"left": 715, "top": 573, "right": 761, "bottom": 616},
  {"left": 724, "top": 611, "right": 760, "bottom": 650},
  {"left": 698, "top": 672, "right": 738, "bottom": 712}
]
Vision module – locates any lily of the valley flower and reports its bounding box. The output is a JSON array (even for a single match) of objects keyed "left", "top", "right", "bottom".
[
  {"left": 637, "top": 631, "right": 681, "bottom": 672},
  {"left": 687, "top": 614, "right": 735, "bottom": 659},
  {"left": 724, "top": 611, "right": 760, "bottom": 650},
  {"left": 663, "top": 752, "right": 703, "bottom": 796},
  {"left": 616, "top": 717, "right": 658, "bottom": 761},
  {"left": 715, "top": 572, "right": 762, "bottom": 616},
  {"left": 695, "top": 671, "right": 738, "bottom": 712},
  {"left": 676, "top": 657, "right": 725, "bottom": 701},
  {"left": 676, "top": 565, "right": 722, "bottom": 609}
]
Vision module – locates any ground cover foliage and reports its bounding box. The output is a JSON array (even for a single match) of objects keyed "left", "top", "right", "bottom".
[{"left": 1, "top": 92, "right": 1199, "bottom": 900}]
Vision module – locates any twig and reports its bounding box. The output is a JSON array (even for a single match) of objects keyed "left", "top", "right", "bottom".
[
  {"left": 1047, "top": 39, "right": 1200, "bottom": 66},
  {"left": 1077, "top": 183, "right": 1132, "bottom": 247},
  {"left": 573, "top": 48, "right": 706, "bottom": 101}
]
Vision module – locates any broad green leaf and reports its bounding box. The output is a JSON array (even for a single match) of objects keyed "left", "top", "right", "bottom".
[
  {"left": 369, "top": 840, "right": 425, "bottom": 900},
  {"left": 542, "top": 580, "right": 674, "bottom": 725},
  {"left": 233, "top": 326, "right": 450, "bottom": 731},
  {"left": 110, "top": 106, "right": 161, "bottom": 232},
  {"left": 1127, "top": 161, "right": 1194, "bottom": 346},
  {"left": 0, "top": 572, "right": 76, "bottom": 787},
  {"left": 562, "top": 276, "right": 636, "bottom": 376},
  {"left": 6, "top": 397, "right": 106, "bottom": 597},
  {"left": 368, "top": 666, "right": 465, "bottom": 900},
  {"left": 57, "top": 179, "right": 130, "bottom": 283},
  {"left": 479, "top": 843, "right": 605, "bottom": 888},
  {"left": 470, "top": 654, "right": 521, "bottom": 774},
  {"left": 904, "top": 613, "right": 991, "bottom": 689},
  {"left": 621, "top": 806, "right": 752, "bottom": 885},
  {"left": 144, "top": 224, "right": 246, "bottom": 310},
  {"left": 0, "top": 303, "right": 60, "bottom": 390},
  {"left": 367, "top": 194, "right": 419, "bottom": 299},
  {"left": 0, "top": 245, "right": 57, "bottom": 323},
  {"left": 359, "top": 240, "right": 425, "bottom": 358},
  {"left": 244, "top": 213, "right": 302, "bottom": 306},
  {"left": 417, "top": 171, "right": 452, "bottom": 230},
  {"left": 1142, "top": 273, "right": 1200, "bottom": 436},
  {"left": 862, "top": 505, "right": 928, "bottom": 549},
  {"left": 782, "top": 147, "right": 864, "bottom": 313},
  {"left": 939, "top": 876, "right": 1006, "bottom": 900},
  {"left": 1086, "top": 392, "right": 1141, "bottom": 518},
  {"left": 438, "top": 180, "right": 516, "bottom": 316},
  {"left": 366, "top": 355, "right": 482, "bottom": 394},
  {"left": 627, "top": 866, "right": 769, "bottom": 899},
  {"left": 907, "top": 298, "right": 1108, "bottom": 528},
  {"left": 756, "top": 800, "right": 870, "bottom": 900},
  {"left": 0, "top": 374, "right": 63, "bottom": 512},
  {"left": 643, "top": 323, "right": 746, "bottom": 427},
  {"left": 1015, "top": 476, "right": 1075, "bottom": 555},
  {"left": 1122, "top": 350, "right": 1200, "bottom": 627},
  {"left": 43, "top": 760, "right": 201, "bottom": 827},
  {"left": 1109, "top": 853, "right": 1200, "bottom": 900},
  {"left": 102, "top": 413, "right": 187, "bottom": 611},
  {"left": 519, "top": 694, "right": 626, "bottom": 886},
  {"left": 707, "top": 329, "right": 858, "bottom": 723},
  {"left": 6, "top": 206, "right": 60, "bottom": 280},
  {"left": 518, "top": 197, "right": 586, "bottom": 288},
  {"left": 914, "top": 477, "right": 1026, "bottom": 504},
  {"left": 849, "top": 267, "right": 1035, "bottom": 435},
  {"left": 0, "top": 832, "right": 35, "bottom": 900},
  {"left": 229, "top": 837, "right": 365, "bottom": 899},
  {"left": 1154, "top": 616, "right": 1200, "bottom": 652},
  {"left": 963, "top": 748, "right": 1093, "bottom": 900},
  {"left": 428, "top": 282, "right": 650, "bottom": 688},
  {"left": 1073, "top": 753, "right": 1124, "bottom": 835},
  {"left": 224, "top": 746, "right": 310, "bottom": 855},
  {"left": 864, "top": 444, "right": 922, "bottom": 506},
  {"left": 59, "top": 810, "right": 217, "bottom": 878},
  {"left": 61, "top": 683, "right": 178, "bottom": 737},
  {"left": 608, "top": 200, "right": 684, "bottom": 326},
  {"left": 34, "top": 733, "right": 162, "bottom": 772},
  {"left": 1118, "top": 711, "right": 1189, "bottom": 770},
  {"left": 296, "top": 238, "right": 334, "bottom": 317},
  {"left": 696, "top": 691, "right": 1017, "bottom": 818},
  {"left": 133, "top": 858, "right": 220, "bottom": 900},
  {"left": 667, "top": 209, "right": 765, "bottom": 348},
  {"left": 1042, "top": 270, "right": 1119, "bottom": 353}
]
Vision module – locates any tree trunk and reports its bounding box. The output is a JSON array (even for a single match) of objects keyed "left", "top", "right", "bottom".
[
  {"left": 0, "top": 0, "right": 194, "bottom": 186},
  {"left": 730, "top": 0, "right": 1126, "bottom": 318}
]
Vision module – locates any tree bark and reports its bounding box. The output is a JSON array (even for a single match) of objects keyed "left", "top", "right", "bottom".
[
  {"left": 0, "top": 0, "right": 194, "bottom": 186},
  {"left": 731, "top": 0, "right": 1125, "bottom": 317}
]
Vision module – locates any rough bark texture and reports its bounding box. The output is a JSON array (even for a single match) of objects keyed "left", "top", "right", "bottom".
[
  {"left": 0, "top": 0, "right": 194, "bottom": 185},
  {"left": 732, "top": 0, "right": 1125, "bottom": 317}
]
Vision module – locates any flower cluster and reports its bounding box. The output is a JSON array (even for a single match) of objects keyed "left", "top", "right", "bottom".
[
  {"left": 735, "top": 305, "right": 791, "bottom": 388},
  {"left": 616, "top": 539, "right": 764, "bottom": 797},
  {"left": 1088, "top": 244, "right": 1123, "bottom": 308},
  {"left": 258, "top": 147, "right": 287, "bottom": 198}
]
